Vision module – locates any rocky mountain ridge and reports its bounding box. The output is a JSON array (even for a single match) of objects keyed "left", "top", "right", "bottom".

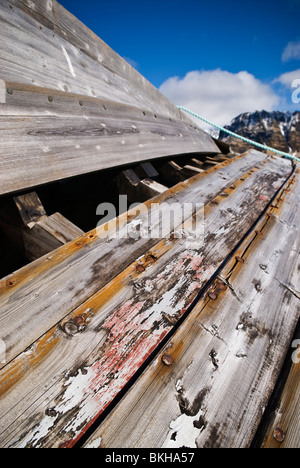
[{"left": 219, "top": 110, "right": 300, "bottom": 154}]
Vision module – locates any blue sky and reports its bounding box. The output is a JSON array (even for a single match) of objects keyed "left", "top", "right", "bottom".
[{"left": 60, "top": 0, "right": 300, "bottom": 125}]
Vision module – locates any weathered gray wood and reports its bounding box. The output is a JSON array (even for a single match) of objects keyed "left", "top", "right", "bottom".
[
  {"left": 0, "top": 150, "right": 283, "bottom": 369},
  {"left": 117, "top": 169, "right": 168, "bottom": 203},
  {"left": 117, "top": 169, "right": 141, "bottom": 189},
  {"left": 12, "top": 191, "right": 84, "bottom": 260},
  {"left": 0, "top": 81, "right": 219, "bottom": 196},
  {"left": 22, "top": 212, "right": 84, "bottom": 261},
  {"left": 34, "top": 213, "right": 84, "bottom": 244},
  {"left": 207, "top": 154, "right": 229, "bottom": 162},
  {"left": 189, "top": 158, "right": 204, "bottom": 167},
  {"left": 212, "top": 138, "right": 231, "bottom": 155},
  {"left": 84, "top": 170, "right": 300, "bottom": 449},
  {"left": 0, "top": 155, "right": 291, "bottom": 448},
  {"left": 183, "top": 165, "right": 205, "bottom": 174},
  {"left": 0, "top": 79, "right": 6, "bottom": 104},
  {"left": 14, "top": 192, "right": 47, "bottom": 225},
  {"left": 203, "top": 158, "right": 219, "bottom": 166},
  {"left": 205, "top": 157, "right": 226, "bottom": 167},
  {"left": 0, "top": 0, "right": 219, "bottom": 197},
  {"left": 159, "top": 161, "right": 209, "bottom": 183},
  {"left": 0, "top": 1, "right": 167, "bottom": 116},
  {"left": 5, "top": 0, "right": 191, "bottom": 123},
  {"left": 159, "top": 161, "right": 187, "bottom": 184},
  {"left": 139, "top": 179, "right": 168, "bottom": 198},
  {"left": 135, "top": 162, "right": 159, "bottom": 180},
  {"left": 259, "top": 327, "right": 300, "bottom": 448}
]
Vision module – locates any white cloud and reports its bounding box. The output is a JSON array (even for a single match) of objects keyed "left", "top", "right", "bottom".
[
  {"left": 275, "top": 69, "right": 300, "bottom": 87},
  {"left": 282, "top": 41, "right": 300, "bottom": 62},
  {"left": 159, "top": 69, "right": 279, "bottom": 128}
]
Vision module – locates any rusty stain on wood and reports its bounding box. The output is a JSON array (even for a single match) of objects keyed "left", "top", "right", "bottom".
[
  {"left": 0, "top": 150, "right": 272, "bottom": 369},
  {"left": 0, "top": 157, "right": 292, "bottom": 448},
  {"left": 82, "top": 171, "right": 300, "bottom": 449},
  {"left": 258, "top": 329, "right": 300, "bottom": 448},
  {"left": 0, "top": 0, "right": 298, "bottom": 451}
]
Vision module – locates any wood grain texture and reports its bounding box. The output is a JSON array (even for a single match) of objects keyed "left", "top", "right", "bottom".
[
  {"left": 0, "top": 156, "right": 291, "bottom": 448},
  {"left": 5, "top": 0, "right": 188, "bottom": 122},
  {"left": 259, "top": 328, "right": 300, "bottom": 448},
  {"left": 12, "top": 191, "right": 84, "bottom": 260},
  {"left": 135, "top": 163, "right": 160, "bottom": 179},
  {"left": 0, "top": 0, "right": 219, "bottom": 196},
  {"left": 0, "top": 81, "right": 218, "bottom": 195},
  {"left": 0, "top": 150, "right": 272, "bottom": 369},
  {"left": 14, "top": 192, "right": 47, "bottom": 225},
  {"left": 117, "top": 170, "right": 168, "bottom": 204},
  {"left": 22, "top": 212, "right": 84, "bottom": 261},
  {"left": 84, "top": 171, "right": 300, "bottom": 449}
]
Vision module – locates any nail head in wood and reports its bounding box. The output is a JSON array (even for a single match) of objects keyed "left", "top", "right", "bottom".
[
  {"left": 236, "top": 256, "right": 245, "bottom": 263},
  {"left": 162, "top": 354, "right": 174, "bottom": 366},
  {"left": 273, "top": 427, "right": 285, "bottom": 443},
  {"left": 62, "top": 322, "right": 79, "bottom": 336},
  {"left": 208, "top": 291, "right": 218, "bottom": 300},
  {"left": 217, "top": 281, "right": 228, "bottom": 291}
]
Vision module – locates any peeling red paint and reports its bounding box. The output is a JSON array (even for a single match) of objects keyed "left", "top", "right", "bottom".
[
  {"left": 5, "top": 161, "right": 293, "bottom": 449},
  {"left": 182, "top": 251, "right": 203, "bottom": 271}
]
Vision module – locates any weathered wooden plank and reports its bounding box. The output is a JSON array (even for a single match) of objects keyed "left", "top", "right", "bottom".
[
  {"left": 21, "top": 212, "right": 84, "bottom": 261},
  {"left": 83, "top": 170, "right": 300, "bottom": 449},
  {"left": 0, "top": 81, "right": 218, "bottom": 195},
  {"left": 0, "top": 156, "right": 291, "bottom": 448},
  {"left": 134, "top": 162, "right": 160, "bottom": 180},
  {"left": 259, "top": 327, "right": 300, "bottom": 448},
  {"left": 203, "top": 159, "right": 219, "bottom": 166},
  {"left": 14, "top": 192, "right": 47, "bottom": 225},
  {"left": 189, "top": 158, "right": 204, "bottom": 167},
  {"left": 0, "top": 150, "right": 272, "bottom": 368},
  {"left": 0, "top": 80, "right": 5, "bottom": 104},
  {"left": 212, "top": 138, "right": 231, "bottom": 155},
  {"left": 139, "top": 179, "right": 168, "bottom": 198},
  {"left": 183, "top": 165, "right": 205, "bottom": 174},
  {"left": 158, "top": 161, "right": 187, "bottom": 184},
  {"left": 117, "top": 169, "right": 168, "bottom": 203},
  {"left": 12, "top": 191, "right": 84, "bottom": 260},
  {"left": 207, "top": 155, "right": 229, "bottom": 162},
  {"left": 36, "top": 213, "right": 84, "bottom": 244},
  {"left": 6, "top": 0, "right": 189, "bottom": 123}
]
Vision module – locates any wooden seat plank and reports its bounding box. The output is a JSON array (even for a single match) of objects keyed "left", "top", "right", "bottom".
[
  {"left": 0, "top": 0, "right": 296, "bottom": 451},
  {"left": 83, "top": 170, "right": 300, "bottom": 449},
  {"left": 0, "top": 156, "right": 291, "bottom": 448},
  {"left": 0, "top": 150, "right": 272, "bottom": 368}
]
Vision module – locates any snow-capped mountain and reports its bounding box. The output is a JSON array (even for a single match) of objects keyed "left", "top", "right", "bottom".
[{"left": 219, "top": 111, "right": 300, "bottom": 154}]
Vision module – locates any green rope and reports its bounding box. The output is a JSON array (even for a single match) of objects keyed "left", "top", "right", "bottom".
[{"left": 177, "top": 105, "right": 300, "bottom": 164}]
